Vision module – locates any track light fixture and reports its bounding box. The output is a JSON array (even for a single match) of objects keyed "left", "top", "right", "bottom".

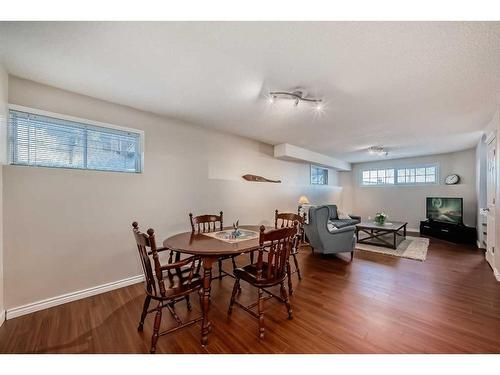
[
  {"left": 268, "top": 89, "right": 322, "bottom": 108},
  {"left": 367, "top": 146, "right": 388, "bottom": 157}
]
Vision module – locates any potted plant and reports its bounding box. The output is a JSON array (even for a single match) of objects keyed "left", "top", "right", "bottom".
[{"left": 374, "top": 212, "right": 387, "bottom": 225}]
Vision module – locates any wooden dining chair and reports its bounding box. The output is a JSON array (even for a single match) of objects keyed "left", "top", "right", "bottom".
[
  {"left": 132, "top": 222, "right": 203, "bottom": 353},
  {"left": 275, "top": 210, "right": 304, "bottom": 295},
  {"left": 227, "top": 224, "right": 297, "bottom": 339},
  {"left": 189, "top": 211, "right": 238, "bottom": 279}
]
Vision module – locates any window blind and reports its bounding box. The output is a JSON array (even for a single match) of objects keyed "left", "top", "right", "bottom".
[{"left": 9, "top": 109, "right": 142, "bottom": 173}]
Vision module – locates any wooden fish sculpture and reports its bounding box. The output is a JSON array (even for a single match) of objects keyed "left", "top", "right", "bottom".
[{"left": 242, "top": 174, "right": 281, "bottom": 183}]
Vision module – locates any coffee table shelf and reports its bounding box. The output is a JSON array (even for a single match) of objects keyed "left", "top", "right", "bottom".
[{"left": 356, "top": 221, "right": 408, "bottom": 249}]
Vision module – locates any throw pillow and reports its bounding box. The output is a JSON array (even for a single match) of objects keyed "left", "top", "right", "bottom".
[
  {"left": 327, "top": 220, "right": 338, "bottom": 231},
  {"left": 337, "top": 210, "right": 352, "bottom": 220}
]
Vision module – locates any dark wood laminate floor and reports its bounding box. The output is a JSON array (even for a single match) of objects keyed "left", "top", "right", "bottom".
[{"left": 1, "top": 237, "right": 500, "bottom": 354}]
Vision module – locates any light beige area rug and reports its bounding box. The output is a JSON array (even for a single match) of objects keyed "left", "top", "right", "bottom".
[{"left": 356, "top": 236, "right": 429, "bottom": 261}]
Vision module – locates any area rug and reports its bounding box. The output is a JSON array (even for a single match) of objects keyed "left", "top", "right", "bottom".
[{"left": 355, "top": 236, "right": 429, "bottom": 261}]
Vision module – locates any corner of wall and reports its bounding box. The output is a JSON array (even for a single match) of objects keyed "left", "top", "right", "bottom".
[{"left": 0, "top": 64, "right": 8, "bottom": 326}]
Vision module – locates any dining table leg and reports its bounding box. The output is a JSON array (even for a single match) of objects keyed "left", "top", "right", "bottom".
[{"left": 201, "top": 256, "right": 217, "bottom": 346}]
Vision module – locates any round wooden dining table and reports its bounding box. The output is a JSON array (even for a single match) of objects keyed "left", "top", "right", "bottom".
[{"left": 163, "top": 225, "right": 265, "bottom": 346}]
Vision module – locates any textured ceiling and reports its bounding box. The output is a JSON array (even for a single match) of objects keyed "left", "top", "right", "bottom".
[{"left": 1, "top": 22, "right": 499, "bottom": 162}]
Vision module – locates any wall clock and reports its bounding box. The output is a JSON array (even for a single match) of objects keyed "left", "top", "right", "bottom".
[{"left": 445, "top": 174, "right": 460, "bottom": 185}]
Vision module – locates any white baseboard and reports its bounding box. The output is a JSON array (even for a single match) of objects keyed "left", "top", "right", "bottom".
[
  {"left": 494, "top": 267, "right": 500, "bottom": 282},
  {"left": 0, "top": 309, "right": 5, "bottom": 327},
  {"left": 6, "top": 274, "right": 144, "bottom": 320}
]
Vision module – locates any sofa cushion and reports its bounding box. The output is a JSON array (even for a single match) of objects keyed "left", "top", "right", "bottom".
[
  {"left": 327, "top": 205, "right": 338, "bottom": 220},
  {"left": 327, "top": 220, "right": 338, "bottom": 232},
  {"left": 337, "top": 210, "right": 352, "bottom": 220},
  {"left": 329, "top": 218, "right": 360, "bottom": 229}
]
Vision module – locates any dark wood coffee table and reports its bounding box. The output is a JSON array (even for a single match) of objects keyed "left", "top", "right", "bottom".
[{"left": 356, "top": 221, "right": 407, "bottom": 249}]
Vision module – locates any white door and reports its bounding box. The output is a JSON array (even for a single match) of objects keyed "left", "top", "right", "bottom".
[{"left": 486, "top": 134, "right": 496, "bottom": 266}]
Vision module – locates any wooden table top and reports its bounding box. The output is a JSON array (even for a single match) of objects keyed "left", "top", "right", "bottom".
[
  {"left": 356, "top": 221, "right": 407, "bottom": 231},
  {"left": 163, "top": 225, "right": 266, "bottom": 256}
]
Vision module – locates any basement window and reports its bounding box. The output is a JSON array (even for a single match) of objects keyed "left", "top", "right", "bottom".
[
  {"left": 311, "top": 165, "right": 328, "bottom": 185},
  {"left": 361, "top": 168, "right": 395, "bottom": 185},
  {"left": 397, "top": 166, "right": 437, "bottom": 184},
  {"left": 360, "top": 165, "right": 438, "bottom": 186},
  {"left": 8, "top": 107, "right": 143, "bottom": 173}
]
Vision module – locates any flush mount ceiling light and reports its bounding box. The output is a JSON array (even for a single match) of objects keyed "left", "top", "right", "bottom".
[
  {"left": 268, "top": 89, "right": 323, "bottom": 111},
  {"left": 368, "top": 146, "right": 388, "bottom": 157}
]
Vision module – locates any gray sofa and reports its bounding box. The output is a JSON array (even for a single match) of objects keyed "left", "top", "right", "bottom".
[{"left": 304, "top": 205, "right": 359, "bottom": 258}]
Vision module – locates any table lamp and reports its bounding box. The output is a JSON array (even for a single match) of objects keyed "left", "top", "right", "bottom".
[{"left": 298, "top": 195, "right": 310, "bottom": 205}]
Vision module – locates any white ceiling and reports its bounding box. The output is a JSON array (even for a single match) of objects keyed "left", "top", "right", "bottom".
[{"left": 1, "top": 22, "right": 499, "bottom": 163}]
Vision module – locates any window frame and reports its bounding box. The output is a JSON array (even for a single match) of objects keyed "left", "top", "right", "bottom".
[
  {"left": 360, "top": 168, "right": 395, "bottom": 186},
  {"left": 359, "top": 164, "right": 439, "bottom": 187},
  {"left": 396, "top": 165, "right": 439, "bottom": 185},
  {"left": 310, "top": 164, "right": 329, "bottom": 185},
  {"left": 8, "top": 104, "right": 145, "bottom": 173}
]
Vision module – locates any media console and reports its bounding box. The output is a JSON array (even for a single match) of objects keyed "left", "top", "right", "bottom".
[{"left": 419, "top": 220, "right": 476, "bottom": 244}]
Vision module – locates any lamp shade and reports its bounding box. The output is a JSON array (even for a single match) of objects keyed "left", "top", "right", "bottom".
[{"left": 298, "top": 195, "right": 310, "bottom": 205}]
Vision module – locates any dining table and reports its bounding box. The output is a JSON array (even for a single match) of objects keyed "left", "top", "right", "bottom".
[{"left": 163, "top": 225, "right": 266, "bottom": 346}]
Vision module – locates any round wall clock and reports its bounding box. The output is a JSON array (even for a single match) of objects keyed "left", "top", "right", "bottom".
[{"left": 445, "top": 174, "right": 460, "bottom": 185}]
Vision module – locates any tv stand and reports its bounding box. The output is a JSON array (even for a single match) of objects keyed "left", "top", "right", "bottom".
[{"left": 419, "top": 220, "right": 476, "bottom": 244}]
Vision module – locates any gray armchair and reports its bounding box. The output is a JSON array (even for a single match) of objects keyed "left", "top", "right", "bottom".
[
  {"left": 304, "top": 205, "right": 357, "bottom": 259},
  {"left": 324, "top": 204, "right": 361, "bottom": 228}
]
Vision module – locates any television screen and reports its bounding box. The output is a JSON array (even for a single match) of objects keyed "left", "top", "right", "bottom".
[{"left": 426, "top": 197, "right": 463, "bottom": 224}]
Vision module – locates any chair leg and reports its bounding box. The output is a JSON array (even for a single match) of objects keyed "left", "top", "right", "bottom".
[
  {"left": 150, "top": 303, "right": 163, "bottom": 354},
  {"left": 350, "top": 251, "right": 354, "bottom": 262},
  {"left": 250, "top": 251, "right": 254, "bottom": 264},
  {"left": 292, "top": 253, "right": 302, "bottom": 280},
  {"left": 280, "top": 282, "right": 293, "bottom": 319},
  {"left": 258, "top": 288, "right": 265, "bottom": 339},
  {"left": 231, "top": 255, "right": 237, "bottom": 270},
  {"left": 228, "top": 278, "right": 240, "bottom": 315},
  {"left": 218, "top": 258, "right": 223, "bottom": 280},
  {"left": 287, "top": 261, "right": 294, "bottom": 295},
  {"left": 138, "top": 295, "right": 151, "bottom": 331},
  {"left": 185, "top": 295, "right": 192, "bottom": 311}
]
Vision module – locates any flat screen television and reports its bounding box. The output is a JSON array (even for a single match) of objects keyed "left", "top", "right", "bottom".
[{"left": 426, "top": 197, "right": 463, "bottom": 224}]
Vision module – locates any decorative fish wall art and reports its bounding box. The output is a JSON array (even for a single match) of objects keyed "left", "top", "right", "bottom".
[{"left": 242, "top": 174, "right": 281, "bottom": 183}]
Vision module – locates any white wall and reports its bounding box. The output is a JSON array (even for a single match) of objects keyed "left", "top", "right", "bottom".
[
  {"left": 0, "top": 65, "right": 8, "bottom": 325},
  {"left": 491, "top": 110, "right": 500, "bottom": 278},
  {"left": 476, "top": 135, "right": 488, "bottom": 248},
  {"left": 3, "top": 77, "right": 342, "bottom": 310},
  {"left": 340, "top": 149, "right": 477, "bottom": 230}
]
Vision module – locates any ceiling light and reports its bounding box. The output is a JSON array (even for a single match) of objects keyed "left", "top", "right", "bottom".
[
  {"left": 269, "top": 89, "right": 322, "bottom": 108},
  {"left": 368, "top": 146, "right": 388, "bottom": 156}
]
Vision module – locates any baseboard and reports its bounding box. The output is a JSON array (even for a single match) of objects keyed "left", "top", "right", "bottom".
[
  {"left": 407, "top": 227, "right": 420, "bottom": 234},
  {"left": 0, "top": 309, "right": 5, "bottom": 327},
  {"left": 494, "top": 267, "right": 500, "bottom": 282},
  {"left": 6, "top": 274, "right": 144, "bottom": 320}
]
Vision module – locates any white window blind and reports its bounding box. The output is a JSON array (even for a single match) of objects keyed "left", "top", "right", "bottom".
[{"left": 9, "top": 109, "right": 142, "bottom": 173}]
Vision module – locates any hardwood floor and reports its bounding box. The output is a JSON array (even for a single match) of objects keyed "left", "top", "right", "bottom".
[{"left": 1, "top": 237, "right": 500, "bottom": 353}]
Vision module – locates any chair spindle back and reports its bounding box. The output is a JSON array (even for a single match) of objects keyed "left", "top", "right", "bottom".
[
  {"left": 132, "top": 222, "right": 199, "bottom": 299},
  {"left": 275, "top": 210, "right": 304, "bottom": 229},
  {"left": 189, "top": 211, "right": 223, "bottom": 233},
  {"left": 256, "top": 223, "right": 298, "bottom": 282}
]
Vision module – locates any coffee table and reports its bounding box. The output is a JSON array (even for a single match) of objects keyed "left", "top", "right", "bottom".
[{"left": 356, "top": 221, "right": 408, "bottom": 249}]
